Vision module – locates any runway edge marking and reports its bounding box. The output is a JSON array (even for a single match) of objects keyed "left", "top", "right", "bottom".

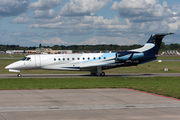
[{"left": 123, "top": 88, "right": 180, "bottom": 101}]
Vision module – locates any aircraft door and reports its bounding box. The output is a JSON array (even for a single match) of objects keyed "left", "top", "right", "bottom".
[{"left": 35, "top": 55, "right": 41, "bottom": 67}]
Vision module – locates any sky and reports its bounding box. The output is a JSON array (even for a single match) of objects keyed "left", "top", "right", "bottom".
[{"left": 1, "top": 0, "right": 180, "bottom": 47}]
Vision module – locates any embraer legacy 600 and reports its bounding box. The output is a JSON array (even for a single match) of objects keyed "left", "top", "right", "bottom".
[{"left": 5, "top": 33, "right": 174, "bottom": 77}]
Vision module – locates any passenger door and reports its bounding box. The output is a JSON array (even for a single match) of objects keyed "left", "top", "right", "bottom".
[{"left": 35, "top": 55, "right": 41, "bottom": 67}]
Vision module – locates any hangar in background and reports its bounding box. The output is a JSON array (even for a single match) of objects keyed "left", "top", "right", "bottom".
[{"left": 6, "top": 48, "right": 72, "bottom": 54}]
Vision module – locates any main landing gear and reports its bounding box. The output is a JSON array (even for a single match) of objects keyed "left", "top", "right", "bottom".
[
  {"left": 91, "top": 72, "right": 105, "bottom": 76},
  {"left": 90, "top": 67, "right": 105, "bottom": 76},
  {"left": 17, "top": 73, "right": 22, "bottom": 77}
]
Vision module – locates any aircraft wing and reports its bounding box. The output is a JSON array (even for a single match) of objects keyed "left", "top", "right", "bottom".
[{"left": 79, "top": 62, "right": 122, "bottom": 71}]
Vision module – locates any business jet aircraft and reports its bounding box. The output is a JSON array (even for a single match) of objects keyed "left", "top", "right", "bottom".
[{"left": 5, "top": 33, "right": 174, "bottom": 77}]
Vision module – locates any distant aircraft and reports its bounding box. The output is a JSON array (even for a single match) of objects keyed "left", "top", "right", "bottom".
[{"left": 5, "top": 33, "right": 174, "bottom": 77}]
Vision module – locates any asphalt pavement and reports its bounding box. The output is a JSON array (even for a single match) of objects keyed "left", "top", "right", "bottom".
[
  {"left": 0, "top": 73, "right": 180, "bottom": 78},
  {"left": 0, "top": 89, "right": 180, "bottom": 120}
]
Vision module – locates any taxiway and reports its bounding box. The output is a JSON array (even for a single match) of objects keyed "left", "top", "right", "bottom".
[
  {"left": 0, "top": 89, "right": 180, "bottom": 120},
  {"left": 0, "top": 73, "right": 180, "bottom": 78}
]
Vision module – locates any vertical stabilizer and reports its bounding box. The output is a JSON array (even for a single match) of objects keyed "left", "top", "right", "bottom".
[
  {"left": 129, "top": 33, "right": 174, "bottom": 63},
  {"left": 146, "top": 33, "right": 174, "bottom": 55}
]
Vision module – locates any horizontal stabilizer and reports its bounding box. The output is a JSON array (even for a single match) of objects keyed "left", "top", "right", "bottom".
[{"left": 152, "top": 33, "right": 174, "bottom": 37}]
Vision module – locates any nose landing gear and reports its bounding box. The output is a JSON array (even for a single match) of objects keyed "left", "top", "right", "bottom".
[{"left": 17, "top": 73, "right": 22, "bottom": 77}]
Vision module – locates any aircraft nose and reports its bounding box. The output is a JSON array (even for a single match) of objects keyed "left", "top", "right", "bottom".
[
  {"left": 5, "top": 64, "right": 12, "bottom": 69},
  {"left": 5, "top": 62, "right": 18, "bottom": 69},
  {"left": 5, "top": 61, "right": 24, "bottom": 70}
]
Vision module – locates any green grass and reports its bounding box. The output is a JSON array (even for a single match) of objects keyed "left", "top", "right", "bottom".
[
  {"left": 157, "top": 56, "right": 180, "bottom": 60},
  {"left": 0, "top": 54, "right": 26, "bottom": 58},
  {"left": 107, "top": 60, "right": 180, "bottom": 73},
  {"left": 0, "top": 77, "right": 180, "bottom": 99}
]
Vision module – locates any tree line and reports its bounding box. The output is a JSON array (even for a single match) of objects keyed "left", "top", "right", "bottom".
[{"left": 0, "top": 42, "right": 180, "bottom": 52}]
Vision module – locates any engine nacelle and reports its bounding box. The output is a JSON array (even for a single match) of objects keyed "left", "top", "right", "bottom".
[{"left": 116, "top": 52, "right": 144, "bottom": 61}]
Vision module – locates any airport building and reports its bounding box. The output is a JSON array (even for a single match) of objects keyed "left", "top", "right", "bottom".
[
  {"left": 0, "top": 51, "right": 5, "bottom": 54},
  {"left": 6, "top": 50, "right": 24, "bottom": 54},
  {"left": 6, "top": 48, "right": 72, "bottom": 54}
]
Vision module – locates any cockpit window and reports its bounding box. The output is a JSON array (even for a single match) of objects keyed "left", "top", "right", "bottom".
[
  {"left": 21, "top": 57, "right": 31, "bottom": 61},
  {"left": 21, "top": 57, "right": 27, "bottom": 61},
  {"left": 26, "top": 57, "right": 31, "bottom": 61}
]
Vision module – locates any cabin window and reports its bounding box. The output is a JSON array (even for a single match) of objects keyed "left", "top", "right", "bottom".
[
  {"left": 83, "top": 57, "right": 85, "bottom": 60},
  {"left": 99, "top": 57, "right": 101, "bottom": 59},
  {"left": 93, "top": 57, "right": 96, "bottom": 60},
  {"left": 58, "top": 58, "right": 61, "bottom": 61},
  {"left": 72, "top": 58, "right": 74, "bottom": 60},
  {"left": 78, "top": 58, "right": 80, "bottom": 60},
  {"left": 88, "top": 57, "right": 90, "bottom": 60},
  {"left": 54, "top": 58, "right": 56, "bottom": 61},
  {"left": 104, "top": 57, "right": 106, "bottom": 59},
  {"left": 63, "top": 58, "right": 65, "bottom": 60},
  {"left": 67, "top": 58, "right": 69, "bottom": 60}
]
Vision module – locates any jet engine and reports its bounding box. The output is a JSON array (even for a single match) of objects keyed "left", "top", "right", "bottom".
[{"left": 116, "top": 52, "right": 144, "bottom": 62}]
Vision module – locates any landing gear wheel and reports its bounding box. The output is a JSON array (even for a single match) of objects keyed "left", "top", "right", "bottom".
[
  {"left": 97, "top": 73, "right": 101, "bottom": 76},
  {"left": 91, "top": 71, "right": 105, "bottom": 76},
  {"left": 17, "top": 73, "right": 21, "bottom": 77},
  {"left": 91, "top": 72, "right": 95, "bottom": 76},
  {"left": 101, "top": 72, "right": 105, "bottom": 76}
]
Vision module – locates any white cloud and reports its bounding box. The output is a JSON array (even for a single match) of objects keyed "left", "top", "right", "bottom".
[
  {"left": 0, "top": 0, "right": 29, "bottom": 17},
  {"left": 19, "top": 0, "right": 180, "bottom": 46},
  {"left": 94, "top": 36, "right": 139, "bottom": 45},
  {"left": 32, "top": 37, "right": 67, "bottom": 45},
  {"left": 42, "top": 37, "right": 67, "bottom": 45},
  {"left": 59, "top": 0, "right": 111, "bottom": 16},
  {"left": 80, "top": 38, "right": 99, "bottom": 45},
  {"left": 111, "top": 0, "right": 175, "bottom": 22},
  {"left": 33, "top": 9, "right": 57, "bottom": 19},
  {"left": 78, "top": 36, "right": 140, "bottom": 45},
  {"left": 27, "top": 13, "right": 179, "bottom": 38},
  {"left": 31, "top": 39, "right": 40, "bottom": 44},
  {"left": 11, "top": 31, "right": 39, "bottom": 37},
  {"left": 10, "top": 14, "right": 30, "bottom": 23},
  {"left": 27, "top": 11, "right": 180, "bottom": 46},
  {"left": 28, "top": 15, "right": 67, "bottom": 27},
  {"left": 28, "top": 15, "right": 131, "bottom": 32},
  {"left": 11, "top": 32, "right": 21, "bottom": 37},
  {"left": 41, "top": 29, "right": 94, "bottom": 37},
  {"left": 29, "top": 0, "right": 61, "bottom": 10},
  {"left": 139, "top": 33, "right": 144, "bottom": 37}
]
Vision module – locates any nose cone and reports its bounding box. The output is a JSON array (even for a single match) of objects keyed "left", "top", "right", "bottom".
[
  {"left": 5, "top": 64, "right": 13, "bottom": 69},
  {"left": 5, "top": 65, "right": 9, "bottom": 69},
  {"left": 5, "top": 61, "right": 20, "bottom": 69},
  {"left": 5, "top": 61, "right": 26, "bottom": 70},
  {"left": 5, "top": 64, "right": 21, "bottom": 73}
]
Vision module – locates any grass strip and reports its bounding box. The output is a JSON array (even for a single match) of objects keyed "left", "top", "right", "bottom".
[{"left": 0, "top": 77, "right": 180, "bottom": 99}]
